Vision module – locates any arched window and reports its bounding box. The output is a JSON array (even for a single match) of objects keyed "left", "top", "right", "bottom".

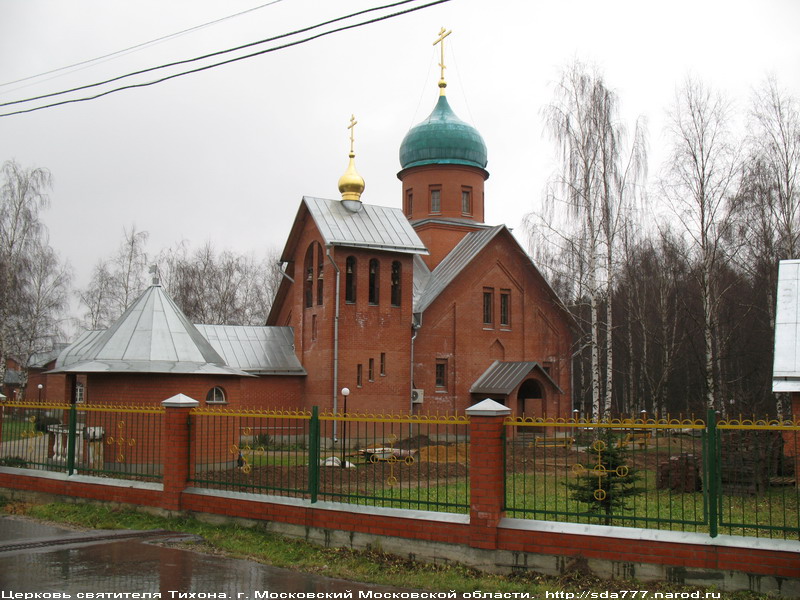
[
  {"left": 368, "top": 259, "right": 380, "bottom": 305},
  {"left": 304, "top": 244, "right": 314, "bottom": 308},
  {"left": 206, "top": 386, "right": 226, "bottom": 404},
  {"left": 345, "top": 256, "right": 357, "bottom": 303},
  {"left": 316, "top": 244, "right": 324, "bottom": 305},
  {"left": 391, "top": 261, "right": 401, "bottom": 307}
]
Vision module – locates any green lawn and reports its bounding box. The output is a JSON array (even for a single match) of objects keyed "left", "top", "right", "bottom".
[
  {"left": 505, "top": 469, "right": 800, "bottom": 538},
  {"left": 1, "top": 417, "right": 36, "bottom": 443}
]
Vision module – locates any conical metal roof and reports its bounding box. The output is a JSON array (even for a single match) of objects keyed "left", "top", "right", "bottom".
[{"left": 54, "top": 284, "right": 249, "bottom": 376}]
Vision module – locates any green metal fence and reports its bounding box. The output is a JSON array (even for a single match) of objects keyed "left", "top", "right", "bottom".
[
  {"left": 0, "top": 400, "right": 164, "bottom": 481},
  {"left": 188, "top": 407, "right": 470, "bottom": 512},
  {"left": 5, "top": 400, "right": 797, "bottom": 541},
  {"left": 504, "top": 411, "right": 800, "bottom": 540},
  {"left": 315, "top": 411, "right": 469, "bottom": 512},
  {"left": 189, "top": 406, "right": 312, "bottom": 497}
]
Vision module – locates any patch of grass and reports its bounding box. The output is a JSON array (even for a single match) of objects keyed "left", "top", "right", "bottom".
[
  {"left": 1, "top": 417, "right": 34, "bottom": 443},
  {"left": 5, "top": 501, "right": 773, "bottom": 599}
]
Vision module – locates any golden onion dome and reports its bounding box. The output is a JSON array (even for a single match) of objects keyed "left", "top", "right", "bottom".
[
  {"left": 338, "top": 115, "right": 365, "bottom": 203},
  {"left": 338, "top": 151, "right": 365, "bottom": 202}
]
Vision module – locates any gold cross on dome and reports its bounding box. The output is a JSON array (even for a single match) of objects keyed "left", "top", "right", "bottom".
[
  {"left": 347, "top": 114, "right": 358, "bottom": 155},
  {"left": 433, "top": 27, "right": 452, "bottom": 92}
]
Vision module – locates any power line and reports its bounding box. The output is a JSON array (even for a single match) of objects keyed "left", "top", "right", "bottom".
[
  {"left": 0, "top": 0, "right": 288, "bottom": 90},
  {"left": 0, "top": 0, "right": 446, "bottom": 116}
]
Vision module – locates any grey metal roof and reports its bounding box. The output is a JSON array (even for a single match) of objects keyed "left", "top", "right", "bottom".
[
  {"left": 51, "top": 285, "right": 249, "bottom": 377},
  {"left": 304, "top": 197, "right": 428, "bottom": 255},
  {"left": 3, "top": 369, "right": 23, "bottom": 386},
  {"left": 55, "top": 330, "right": 105, "bottom": 369},
  {"left": 414, "top": 225, "right": 503, "bottom": 313},
  {"left": 194, "top": 325, "right": 306, "bottom": 375},
  {"left": 774, "top": 259, "right": 800, "bottom": 392},
  {"left": 28, "top": 344, "right": 69, "bottom": 369},
  {"left": 470, "top": 361, "right": 563, "bottom": 396},
  {"left": 412, "top": 254, "right": 432, "bottom": 307}
]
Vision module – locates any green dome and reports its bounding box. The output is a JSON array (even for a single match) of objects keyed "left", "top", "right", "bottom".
[{"left": 399, "top": 95, "right": 488, "bottom": 170}]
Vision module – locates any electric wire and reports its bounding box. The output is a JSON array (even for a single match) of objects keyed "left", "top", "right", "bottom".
[
  {"left": 0, "top": 0, "right": 439, "bottom": 113},
  {"left": 0, "top": 0, "right": 288, "bottom": 90}
]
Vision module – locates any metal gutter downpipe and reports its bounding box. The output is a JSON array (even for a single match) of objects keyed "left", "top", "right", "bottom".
[
  {"left": 326, "top": 247, "right": 340, "bottom": 442},
  {"left": 410, "top": 313, "right": 421, "bottom": 415}
]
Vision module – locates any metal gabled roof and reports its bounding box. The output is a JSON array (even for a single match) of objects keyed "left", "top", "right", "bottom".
[
  {"left": 28, "top": 344, "right": 69, "bottom": 369},
  {"left": 303, "top": 196, "right": 428, "bottom": 255},
  {"left": 55, "top": 330, "right": 105, "bottom": 369},
  {"left": 414, "top": 225, "right": 503, "bottom": 313},
  {"left": 51, "top": 285, "right": 249, "bottom": 377},
  {"left": 774, "top": 259, "right": 800, "bottom": 392},
  {"left": 194, "top": 324, "right": 306, "bottom": 375},
  {"left": 470, "top": 360, "right": 563, "bottom": 396},
  {"left": 412, "top": 254, "right": 432, "bottom": 307}
]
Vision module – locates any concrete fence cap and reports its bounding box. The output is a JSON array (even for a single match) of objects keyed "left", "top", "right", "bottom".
[
  {"left": 465, "top": 398, "right": 511, "bottom": 416},
  {"left": 162, "top": 393, "right": 200, "bottom": 408}
]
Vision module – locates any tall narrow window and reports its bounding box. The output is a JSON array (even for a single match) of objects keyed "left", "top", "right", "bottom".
[
  {"left": 368, "top": 358, "right": 375, "bottom": 382},
  {"left": 500, "top": 290, "right": 510, "bottom": 327},
  {"left": 345, "top": 256, "right": 357, "bottom": 303},
  {"left": 369, "top": 259, "right": 380, "bottom": 305},
  {"left": 435, "top": 359, "right": 448, "bottom": 389},
  {"left": 483, "top": 288, "right": 494, "bottom": 325},
  {"left": 461, "top": 188, "right": 472, "bottom": 215},
  {"left": 316, "top": 244, "right": 324, "bottom": 305},
  {"left": 390, "top": 261, "right": 401, "bottom": 306},
  {"left": 430, "top": 188, "right": 441, "bottom": 213},
  {"left": 311, "top": 314, "right": 318, "bottom": 341},
  {"left": 304, "top": 244, "right": 315, "bottom": 308},
  {"left": 380, "top": 352, "right": 386, "bottom": 376},
  {"left": 357, "top": 364, "right": 363, "bottom": 387},
  {"left": 406, "top": 189, "right": 413, "bottom": 216}
]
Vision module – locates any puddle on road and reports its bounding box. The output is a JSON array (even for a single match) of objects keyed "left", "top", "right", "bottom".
[
  {"left": 0, "top": 517, "right": 411, "bottom": 596},
  {"left": 0, "top": 516, "right": 84, "bottom": 543}
]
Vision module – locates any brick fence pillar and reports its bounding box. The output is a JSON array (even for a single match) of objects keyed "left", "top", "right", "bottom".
[
  {"left": 466, "top": 398, "right": 511, "bottom": 550},
  {"left": 161, "top": 394, "right": 199, "bottom": 511}
]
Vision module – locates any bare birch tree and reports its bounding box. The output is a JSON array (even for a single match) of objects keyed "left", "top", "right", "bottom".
[
  {"left": 11, "top": 239, "right": 71, "bottom": 395},
  {"left": 539, "top": 60, "right": 646, "bottom": 418},
  {"left": 0, "top": 160, "right": 53, "bottom": 386},
  {"left": 663, "top": 77, "right": 741, "bottom": 411}
]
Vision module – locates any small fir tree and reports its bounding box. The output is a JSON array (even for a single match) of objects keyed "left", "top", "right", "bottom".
[{"left": 566, "top": 429, "right": 644, "bottom": 525}]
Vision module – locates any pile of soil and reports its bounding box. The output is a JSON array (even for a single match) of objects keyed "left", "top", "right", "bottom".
[{"left": 418, "top": 443, "right": 469, "bottom": 463}]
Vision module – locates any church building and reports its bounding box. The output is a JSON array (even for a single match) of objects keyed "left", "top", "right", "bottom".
[{"left": 49, "top": 32, "right": 573, "bottom": 419}]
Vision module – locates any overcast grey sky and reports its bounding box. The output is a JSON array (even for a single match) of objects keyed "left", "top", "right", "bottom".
[{"left": 1, "top": 0, "right": 799, "bottom": 300}]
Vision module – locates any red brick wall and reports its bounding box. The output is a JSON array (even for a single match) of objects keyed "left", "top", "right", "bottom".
[
  {"left": 84, "top": 373, "right": 243, "bottom": 406},
  {"left": 270, "top": 214, "right": 415, "bottom": 415},
  {"left": 413, "top": 230, "right": 572, "bottom": 417},
  {"left": 398, "top": 164, "right": 487, "bottom": 270},
  {"left": 399, "top": 164, "right": 487, "bottom": 223}
]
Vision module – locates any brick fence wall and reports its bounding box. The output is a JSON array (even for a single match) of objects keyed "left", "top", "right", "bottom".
[{"left": 1, "top": 396, "right": 798, "bottom": 596}]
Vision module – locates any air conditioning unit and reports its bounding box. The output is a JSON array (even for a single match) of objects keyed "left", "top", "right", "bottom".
[{"left": 411, "top": 389, "right": 424, "bottom": 404}]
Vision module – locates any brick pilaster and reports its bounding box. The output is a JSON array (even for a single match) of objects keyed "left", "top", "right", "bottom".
[
  {"left": 466, "top": 398, "right": 511, "bottom": 549},
  {"left": 161, "top": 394, "right": 199, "bottom": 511}
]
